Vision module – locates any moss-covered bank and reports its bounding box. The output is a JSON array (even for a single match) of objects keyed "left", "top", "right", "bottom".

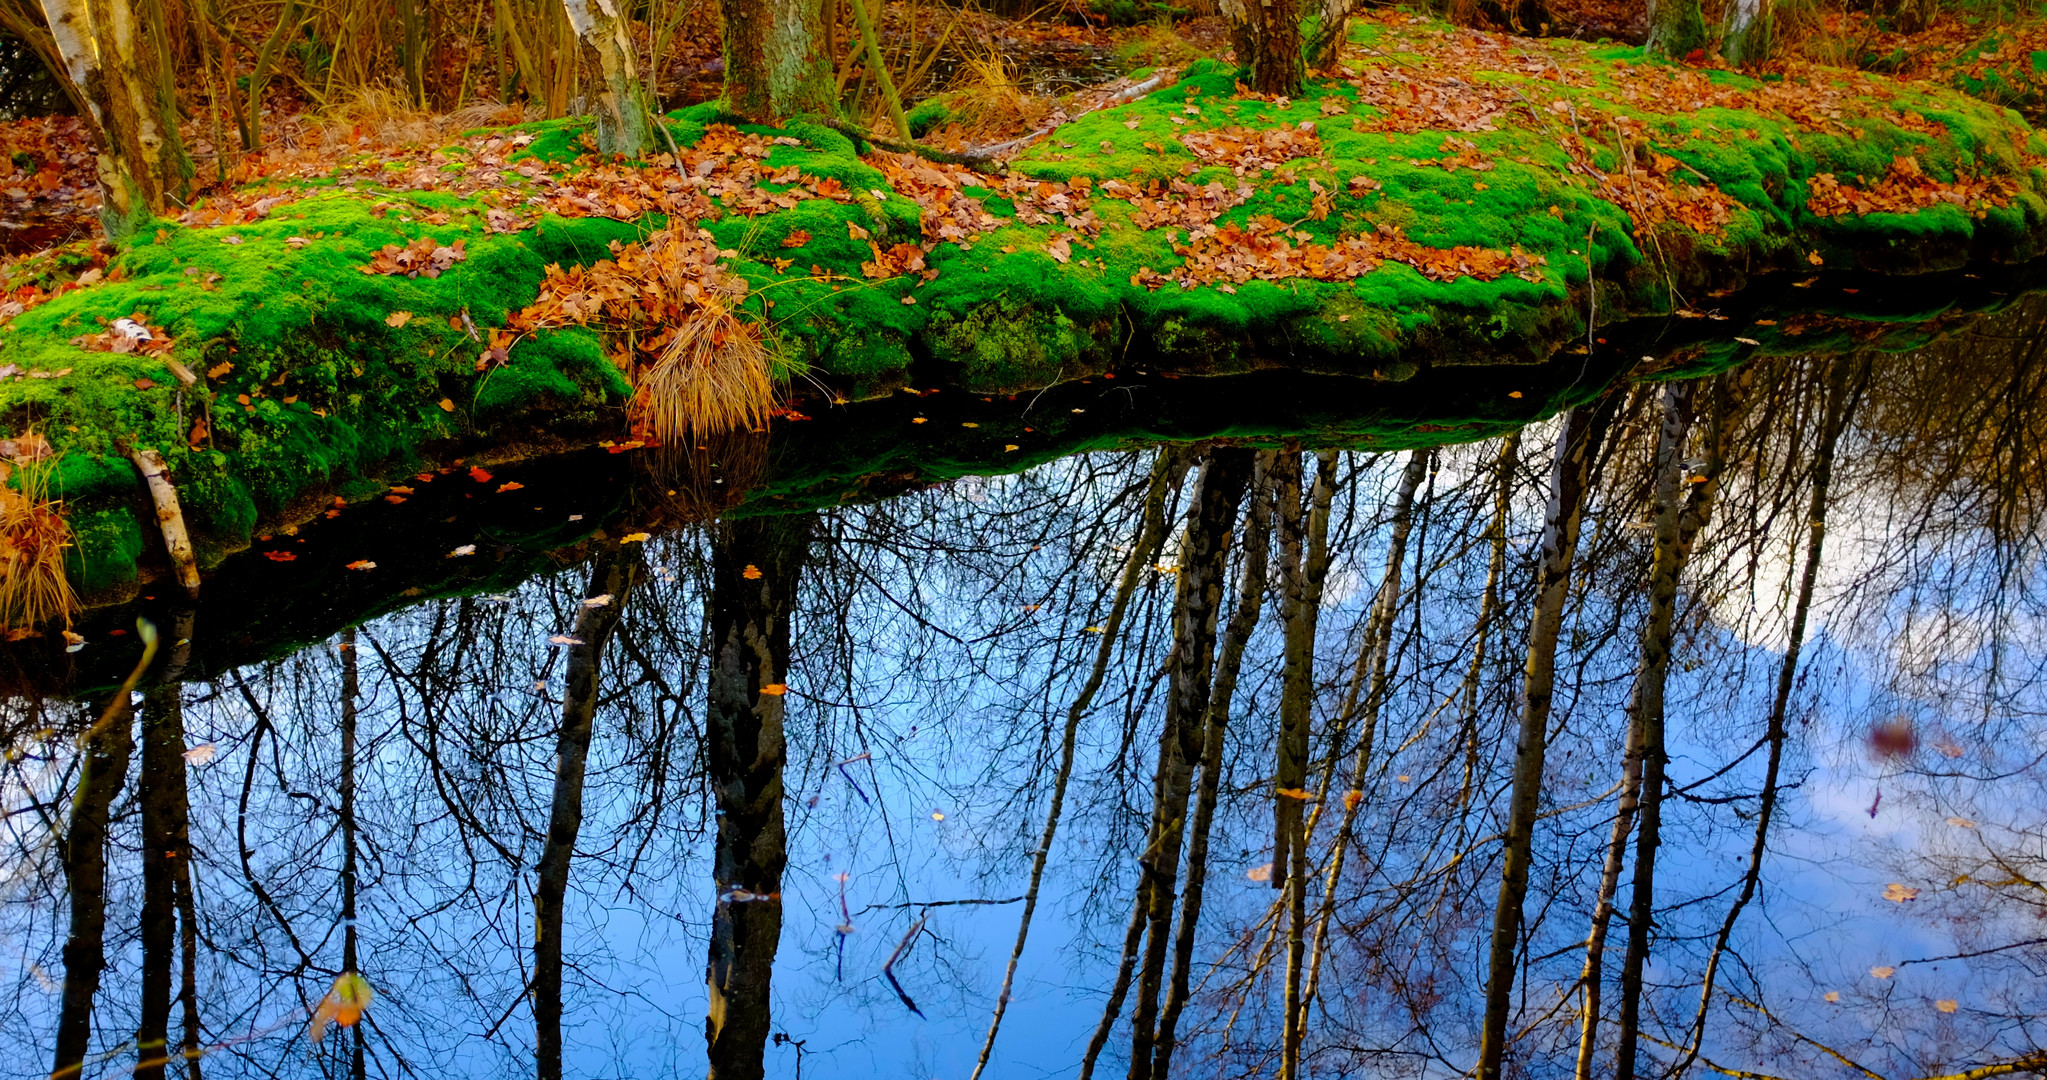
[{"left": 5, "top": 9, "right": 2047, "bottom": 609}]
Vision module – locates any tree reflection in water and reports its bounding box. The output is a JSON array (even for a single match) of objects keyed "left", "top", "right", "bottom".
[{"left": 5, "top": 316, "right": 2047, "bottom": 1080}]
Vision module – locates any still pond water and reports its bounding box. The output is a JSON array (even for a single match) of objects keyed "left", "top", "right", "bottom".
[{"left": 3, "top": 303, "right": 2046, "bottom": 1080}]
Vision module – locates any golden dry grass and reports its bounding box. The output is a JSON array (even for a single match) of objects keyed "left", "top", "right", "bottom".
[
  {"left": 0, "top": 452, "right": 75, "bottom": 632},
  {"left": 294, "top": 86, "right": 532, "bottom": 154},
  {"left": 629, "top": 300, "right": 777, "bottom": 445}
]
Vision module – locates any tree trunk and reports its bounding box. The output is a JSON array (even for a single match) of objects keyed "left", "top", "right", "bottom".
[
  {"left": 1671, "top": 362, "right": 1860, "bottom": 1077},
  {"left": 1303, "top": 0, "right": 1361, "bottom": 70},
  {"left": 135, "top": 685, "right": 190, "bottom": 1080},
  {"left": 1475, "top": 394, "right": 1621, "bottom": 1080},
  {"left": 721, "top": 0, "right": 834, "bottom": 126},
  {"left": 1646, "top": 0, "right": 1708, "bottom": 58},
  {"left": 52, "top": 699, "right": 134, "bottom": 1079},
  {"left": 1601, "top": 380, "right": 1708, "bottom": 1079},
  {"left": 341, "top": 628, "right": 366, "bottom": 1080},
  {"left": 562, "top": 0, "right": 652, "bottom": 154},
  {"left": 535, "top": 550, "right": 640, "bottom": 1080},
  {"left": 396, "top": 0, "right": 427, "bottom": 106},
  {"left": 973, "top": 449, "right": 1190, "bottom": 1080},
  {"left": 1151, "top": 450, "right": 1277, "bottom": 1080},
  {"left": 1275, "top": 449, "right": 1336, "bottom": 1080},
  {"left": 36, "top": 0, "right": 191, "bottom": 239},
  {"left": 1301, "top": 450, "right": 1428, "bottom": 1019},
  {"left": 1719, "top": 0, "right": 1773, "bottom": 65},
  {"left": 1128, "top": 447, "right": 1254, "bottom": 1080},
  {"left": 1219, "top": 0, "right": 1304, "bottom": 96},
  {"left": 705, "top": 514, "right": 812, "bottom": 1080}
]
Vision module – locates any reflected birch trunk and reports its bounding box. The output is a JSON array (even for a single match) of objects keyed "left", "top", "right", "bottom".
[
  {"left": 135, "top": 684, "right": 192, "bottom": 1080},
  {"left": 534, "top": 550, "right": 641, "bottom": 1080},
  {"left": 52, "top": 698, "right": 134, "bottom": 1079},
  {"left": 704, "top": 515, "right": 812, "bottom": 1080},
  {"left": 1476, "top": 393, "right": 1622, "bottom": 1080}
]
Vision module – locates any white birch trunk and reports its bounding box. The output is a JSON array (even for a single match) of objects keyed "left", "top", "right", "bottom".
[{"left": 561, "top": 0, "right": 651, "bottom": 155}]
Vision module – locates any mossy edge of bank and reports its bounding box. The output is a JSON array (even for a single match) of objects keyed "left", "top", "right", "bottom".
[{"left": 4, "top": 12, "right": 2046, "bottom": 608}]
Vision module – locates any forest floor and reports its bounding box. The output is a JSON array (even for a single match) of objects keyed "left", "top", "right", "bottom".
[{"left": 3, "top": 5, "right": 2047, "bottom": 615}]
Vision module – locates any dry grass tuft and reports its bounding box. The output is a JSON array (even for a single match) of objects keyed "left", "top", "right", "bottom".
[
  {"left": 929, "top": 50, "right": 1057, "bottom": 143},
  {"left": 0, "top": 448, "right": 75, "bottom": 633},
  {"left": 631, "top": 301, "right": 777, "bottom": 444},
  {"left": 297, "top": 86, "right": 531, "bottom": 154},
  {"left": 507, "top": 228, "right": 782, "bottom": 443}
]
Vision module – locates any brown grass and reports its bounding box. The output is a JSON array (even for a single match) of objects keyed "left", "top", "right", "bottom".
[
  {"left": 0, "top": 451, "right": 75, "bottom": 632},
  {"left": 630, "top": 300, "right": 777, "bottom": 445}
]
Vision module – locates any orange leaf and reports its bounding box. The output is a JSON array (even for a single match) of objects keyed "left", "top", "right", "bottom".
[
  {"left": 742, "top": 564, "right": 763, "bottom": 579},
  {"left": 760, "top": 683, "right": 788, "bottom": 696}
]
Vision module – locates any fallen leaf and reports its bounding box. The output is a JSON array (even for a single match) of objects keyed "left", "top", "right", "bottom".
[
  {"left": 496, "top": 481, "right": 525, "bottom": 493},
  {"left": 1246, "top": 862, "right": 1273, "bottom": 882},
  {"left": 309, "top": 972, "right": 374, "bottom": 1044},
  {"left": 448, "top": 544, "right": 477, "bottom": 557},
  {"left": 760, "top": 683, "right": 788, "bottom": 695},
  {"left": 386, "top": 310, "right": 413, "bottom": 328},
  {"left": 1946, "top": 816, "right": 1976, "bottom": 828},
  {"left": 264, "top": 551, "right": 298, "bottom": 562},
  {"left": 468, "top": 466, "right": 493, "bottom": 483},
  {"left": 345, "top": 560, "right": 376, "bottom": 570},
  {"left": 1871, "top": 966, "right": 1896, "bottom": 979},
  {"left": 620, "top": 532, "right": 650, "bottom": 543},
  {"left": 743, "top": 564, "right": 764, "bottom": 579},
  {"left": 438, "top": 398, "right": 456, "bottom": 412},
  {"left": 549, "top": 634, "right": 585, "bottom": 645},
  {"left": 1882, "top": 882, "right": 1920, "bottom": 902},
  {"left": 1824, "top": 990, "right": 1841, "bottom": 1003},
  {"left": 1936, "top": 999, "right": 1958, "bottom": 1013},
  {"left": 182, "top": 743, "right": 217, "bottom": 766},
  {"left": 582, "top": 593, "right": 613, "bottom": 608}
]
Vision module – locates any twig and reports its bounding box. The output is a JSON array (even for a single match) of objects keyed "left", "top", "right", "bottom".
[{"left": 882, "top": 914, "right": 929, "bottom": 1018}]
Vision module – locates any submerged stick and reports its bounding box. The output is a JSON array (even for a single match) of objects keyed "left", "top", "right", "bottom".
[{"left": 128, "top": 448, "right": 201, "bottom": 599}]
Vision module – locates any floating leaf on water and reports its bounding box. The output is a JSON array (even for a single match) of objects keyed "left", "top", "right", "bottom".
[
  {"left": 1246, "top": 862, "right": 1273, "bottom": 882},
  {"left": 345, "top": 560, "right": 376, "bottom": 571},
  {"left": 549, "top": 635, "right": 585, "bottom": 646},
  {"left": 1946, "top": 816, "right": 1976, "bottom": 828},
  {"left": 62, "top": 630, "right": 85, "bottom": 653},
  {"left": 1870, "top": 966, "right": 1896, "bottom": 979},
  {"left": 760, "top": 683, "right": 788, "bottom": 696},
  {"left": 742, "top": 564, "right": 763, "bottom": 579},
  {"left": 1936, "top": 999, "right": 1958, "bottom": 1013},
  {"left": 182, "top": 743, "right": 217, "bottom": 766},
  {"left": 1824, "top": 990, "right": 1841, "bottom": 1003},
  {"left": 582, "top": 593, "right": 613, "bottom": 608},
  {"left": 1882, "top": 882, "right": 1920, "bottom": 902},
  {"left": 448, "top": 544, "right": 476, "bottom": 557},
  {"left": 620, "top": 532, "right": 650, "bottom": 544},
  {"left": 310, "top": 972, "right": 374, "bottom": 1043}
]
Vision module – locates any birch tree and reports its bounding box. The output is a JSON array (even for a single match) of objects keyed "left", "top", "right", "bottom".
[
  {"left": 561, "top": 0, "right": 652, "bottom": 154},
  {"left": 35, "top": 0, "right": 191, "bottom": 238}
]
